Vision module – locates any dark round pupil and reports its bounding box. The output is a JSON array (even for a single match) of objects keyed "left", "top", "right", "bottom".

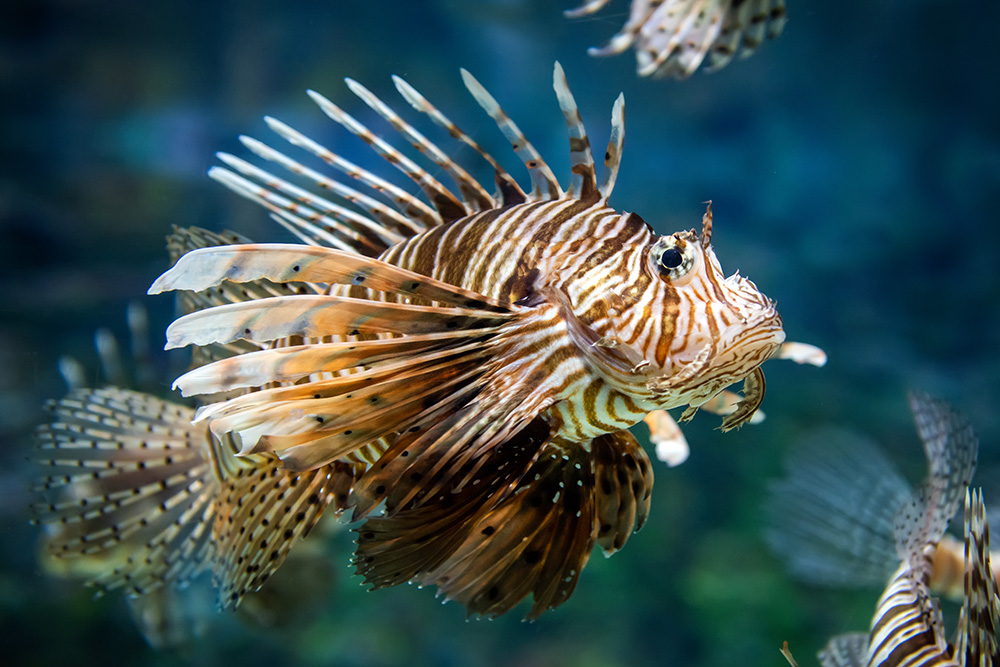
[{"left": 660, "top": 247, "right": 683, "bottom": 270}]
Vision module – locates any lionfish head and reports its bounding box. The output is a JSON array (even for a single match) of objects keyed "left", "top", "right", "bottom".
[{"left": 642, "top": 205, "right": 784, "bottom": 414}]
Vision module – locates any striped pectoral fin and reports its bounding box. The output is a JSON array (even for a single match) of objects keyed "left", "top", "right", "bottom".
[
  {"left": 190, "top": 349, "right": 488, "bottom": 473},
  {"left": 348, "top": 303, "right": 575, "bottom": 518},
  {"left": 593, "top": 430, "right": 654, "bottom": 554},
  {"left": 413, "top": 440, "right": 599, "bottom": 619},
  {"left": 162, "top": 294, "right": 509, "bottom": 350},
  {"left": 211, "top": 457, "right": 362, "bottom": 609},
  {"left": 174, "top": 332, "right": 485, "bottom": 397},
  {"left": 33, "top": 388, "right": 217, "bottom": 595}
]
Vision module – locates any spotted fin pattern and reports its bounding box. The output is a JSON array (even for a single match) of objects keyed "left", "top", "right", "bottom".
[
  {"left": 33, "top": 388, "right": 216, "bottom": 595},
  {"left": 567, "top": 0, "right": 787, "bottom": 79}
]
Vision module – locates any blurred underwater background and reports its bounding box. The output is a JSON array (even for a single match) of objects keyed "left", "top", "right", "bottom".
[{"left": 1, "top": 0, "right": 999, "bottom": 665}]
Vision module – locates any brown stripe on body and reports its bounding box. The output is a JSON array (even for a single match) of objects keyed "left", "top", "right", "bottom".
[
  {"left": 581, "top": 378, "right": 616, "bottom": 433},
  {"left": 436, "top": 206, "right": 513, "bottom": 292},
  {"left": 653, "top": 287, "right": 680, "bottom": 367}
]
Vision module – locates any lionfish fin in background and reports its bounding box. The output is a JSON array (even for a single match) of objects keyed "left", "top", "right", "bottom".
[
  {"left": 34, "top": 388, "right": 216, "bottom": 596},
  {"left": 763, "top": 428, "right": 911, "bottom": 589},
  {"left": 765, "top": 392, "right": 979, "bottom": 590},
  {"left": 567, "top": 0, "right": 787, "bottom": 79},
  {"left": 770, "top": 394, "right": 989, "bottom": 664},
  {"left": 32, "top": 386, "right": 358, "bottom": 611},
  {"left": 893, "top": 391, "right": 978, "bottom": 578}
]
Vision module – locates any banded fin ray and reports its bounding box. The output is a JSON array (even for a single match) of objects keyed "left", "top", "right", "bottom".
[
  {"left": 599, "top": 94, "right": 625, "bottom": 201},
  {"left": 306, "top": 88, "right": 468, "bottom": 224},
  {"left": 231, "top": 132, "right": 417, "bottom": 244},
  {"left": 460, "top": 68, "right": 564, "bottom": 202},
  {"left": 161, "top": 294, "right": 511, "bottom": 350},
  {"left": 211, "top": 153, "right": 397, "bottom": 254},
  {"left": 261, "top": 114, "right": 437, "bottom": 231},
  {"left": 390, "top": 74, "right": 525, "bottom": 207},
  {"left": 956, "top": 488, "right": 1000, "bottom": 664},
  {"left": 173, "top": 331, "right": 482, "bottom": 396},
  {"left": 552, "top": 62, "right": 597, "bottom": 201},
  {"left": 343, "top": 77, "right": 494, "bottom": 212},
  {"left": 211, "top": 457, "right": 363, "bottom": 608},
  {"left": 149, "top": 243, "right": 510, "bottom": 311}
]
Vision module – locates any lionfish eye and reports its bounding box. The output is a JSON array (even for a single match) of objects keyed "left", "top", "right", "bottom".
[
  {"left": 650, "top": 235, "right": 696, "bottom": 280},
  {"left": 660, "top": 248, "right": 683, "bottom": 269}
]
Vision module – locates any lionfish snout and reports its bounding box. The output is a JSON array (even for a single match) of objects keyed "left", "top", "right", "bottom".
[{"left": 717, "top": 273, "right": 785, "bottom": 366}]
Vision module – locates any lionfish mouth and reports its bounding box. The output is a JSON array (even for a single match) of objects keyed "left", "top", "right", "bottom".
[{"left": 644, "top": 308, "right": 784, "bottom": 400}]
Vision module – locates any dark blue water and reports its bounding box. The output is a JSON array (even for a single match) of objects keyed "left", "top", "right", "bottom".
[{"left": 2, "top": 1, "right": 998, "bottom": 665}]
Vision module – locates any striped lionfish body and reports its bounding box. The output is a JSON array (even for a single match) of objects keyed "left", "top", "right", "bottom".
[
  {"left": 766, "top": 393, "right": 1000, "bottom": 666},
  {"left": 566, "top": 0, "right": 787, "bottom": 79},
  {"left": 37, "top": 63, "right": 815, "bottom": 621}
]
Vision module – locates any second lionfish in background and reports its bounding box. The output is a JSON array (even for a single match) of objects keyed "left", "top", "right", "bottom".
[
  {"left": 36, "top": 61, "right": 820, "bottom": 622},
  {"left": 567, "top": 0, "right": 787, "bottom": 79},
  {"left": 767, "top": 393, "right": 1000, "bottom": 666}
]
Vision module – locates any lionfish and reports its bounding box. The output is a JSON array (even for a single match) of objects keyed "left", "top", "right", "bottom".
[
  {"left": 767, "top": 393, "right": 1000, "bottom": 666},
  {"left": 566, "top": 0, "right": 788, "bottom": 79},
  {"left": 35, "top": 62, "right": 819, "bottom": 621}
]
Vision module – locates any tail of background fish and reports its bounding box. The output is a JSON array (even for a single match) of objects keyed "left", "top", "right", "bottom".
[
  {"left": 764, "top": 392, "right": 995, "bottom": 600},
  {"left": 765, "top": 392, "right": 996, "bottom": 666}
]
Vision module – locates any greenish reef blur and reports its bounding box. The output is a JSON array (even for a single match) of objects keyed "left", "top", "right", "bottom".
[{"left": 2, "top": 1, "right": 998, "bottom": 665}]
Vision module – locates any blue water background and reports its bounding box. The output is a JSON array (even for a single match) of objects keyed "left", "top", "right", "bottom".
[{"left": 1, "top": 1, "right": 998, "bottom": 665}]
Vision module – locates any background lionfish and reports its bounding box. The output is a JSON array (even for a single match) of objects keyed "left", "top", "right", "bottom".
[
  {"left": 36, "top": 298, "right": 341, "bottom": 649},
  {"left": 766, "top": 393, "right": 1000, "bottom": 666},
  {"left": 36, "top": 62, "right": 817, "bottom": 621},
  {"left": 566, "top": 0, "right": 788, "bottom": 79}
]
